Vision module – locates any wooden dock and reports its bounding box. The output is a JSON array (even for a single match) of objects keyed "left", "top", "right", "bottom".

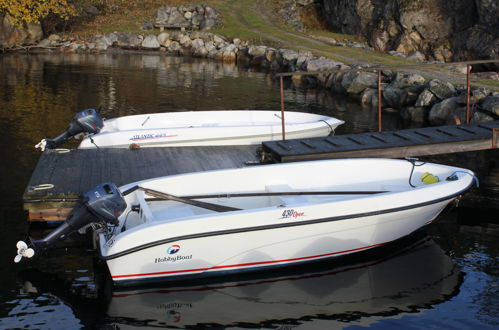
[
  {"left": 24, "top": 121, "right": 498, "bottom": 222},
  {"left": 262, "top": 121, "right": 498, "bottom": 163},
  {"left": 24, "top": 145, "right": 258, "bottom": 221}
]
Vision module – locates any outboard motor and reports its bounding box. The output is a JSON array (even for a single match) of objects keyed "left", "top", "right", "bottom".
[
  {"left": 14, "top": 183, "right": 126, "bottom": 263},
  {"left": 35, "top": 108, "right": 104, "bottom": 151}
]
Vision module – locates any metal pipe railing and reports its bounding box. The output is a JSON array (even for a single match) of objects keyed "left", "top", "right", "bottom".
[{"left": 275, "top": 60, "right": 498, "bottom": 133}]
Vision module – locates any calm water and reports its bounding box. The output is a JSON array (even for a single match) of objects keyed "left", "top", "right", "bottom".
[{"left": 0, "top": 53, "right": 497, "bottom": 329}]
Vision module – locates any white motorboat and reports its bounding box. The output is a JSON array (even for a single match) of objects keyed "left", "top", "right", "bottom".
[
  {"left": 15, "top": 158, "right": 476, "bottom": 286},
  {"left": 35, "top": 109, "right": 344, "bottom": 150}
]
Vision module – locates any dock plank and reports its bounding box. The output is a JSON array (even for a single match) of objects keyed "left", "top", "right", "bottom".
[{"left": 262, "top": 121, "right": 499, "bottom": 162}]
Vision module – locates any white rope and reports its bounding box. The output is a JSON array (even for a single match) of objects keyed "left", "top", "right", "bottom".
[
  {"left": 54, "top": 148, "right": 70, "bottom": 153},
  {"left": 32, "top": 184, "right": 54, "bottom": 191}
]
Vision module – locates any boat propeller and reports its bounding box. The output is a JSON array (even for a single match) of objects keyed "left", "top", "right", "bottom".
[
  {"left": 35, "top": 108, "right": 104, "bottom": 151},
  {"left": 14, "top": 241, "right": 35, "bottom": 263}
]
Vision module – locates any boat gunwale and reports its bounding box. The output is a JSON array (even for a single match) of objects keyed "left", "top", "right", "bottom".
[
  {"left": 81, "top": 123, "right": 339, "bottom": 148},
  {"left": 98, "top": 180, "right": 474, "bottom": 261}
]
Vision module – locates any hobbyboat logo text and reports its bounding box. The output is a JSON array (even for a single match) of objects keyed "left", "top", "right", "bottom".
[{"left": 155, "top": 244, "right": 192, "bottom": 264}]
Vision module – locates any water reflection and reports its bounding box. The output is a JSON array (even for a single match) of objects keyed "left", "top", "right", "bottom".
[
  {"left": 0, "top": 53, "right": 496, "bottom": 329},
  {"left": 0, "top": 53, "right": 382, "bottom": 149},
  {"left": 5, "top": 236, "right": 460, "bottom": 328},
  {"left": 104, "top": 238, "right": 460, "bottom": 328}
]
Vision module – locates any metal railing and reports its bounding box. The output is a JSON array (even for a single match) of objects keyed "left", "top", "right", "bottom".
[{"left": 275, "top": 59, "right": 499, "bottom": 136}]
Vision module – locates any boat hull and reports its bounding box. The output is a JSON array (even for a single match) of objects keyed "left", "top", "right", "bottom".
[
  {"left": 102, "top": 198, "right": 452, "bottom": 286},
  {"left": 79, "top": 110, "right": 344, "bottom": 148}
]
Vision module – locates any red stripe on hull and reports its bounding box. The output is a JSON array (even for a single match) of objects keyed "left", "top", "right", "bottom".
[{"left": 112, "top": 241, "right": 389, "bottom": 280}]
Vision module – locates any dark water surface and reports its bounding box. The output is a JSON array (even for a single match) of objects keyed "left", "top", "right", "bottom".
[{"left": 0, "top": 53, "right": 497, "bottom": 329}]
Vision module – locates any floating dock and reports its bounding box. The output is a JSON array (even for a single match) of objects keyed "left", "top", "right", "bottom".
[
  {"left": 262, "top": 121, "right": 498, "bottom": 162},
  {"left": 24, "top": 145, "right": 259, "bottom": 221},
  {"left": 24, "top": 121, "right": 498, "bottom": 222}
]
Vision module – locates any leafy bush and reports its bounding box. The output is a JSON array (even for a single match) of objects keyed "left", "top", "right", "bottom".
[{"left": 0, "top": 0, "right": 77, "bottom": 25}]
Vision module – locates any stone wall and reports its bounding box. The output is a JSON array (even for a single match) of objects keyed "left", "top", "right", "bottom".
[
  {"left": 29, "top": 30, "right": 499, "bottom": 126},
  {"left": 154, "top": 5, "right": 220, "bottom": 30}
]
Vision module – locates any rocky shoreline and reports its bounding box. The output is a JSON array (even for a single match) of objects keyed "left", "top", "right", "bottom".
[{"left": 6, "top": 29, "right": 499, "bottom": 124}]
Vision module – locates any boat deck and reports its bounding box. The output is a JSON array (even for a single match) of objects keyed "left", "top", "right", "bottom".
[{"left": 262, "top": 121, "right": 499, "bottom": 162}]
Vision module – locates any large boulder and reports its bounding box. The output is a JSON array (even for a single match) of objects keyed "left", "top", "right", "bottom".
[
  {"left": 472, "top": 111, "right": 496, "bottom": 122},
  {"left": 115, "top": 32, "right": 143, "bottom": 48},
  {"left": 0, "top": 13, "right": 43, "bottom": 47},
  {"left": 204, "top": 6, "right": 219, "bottom": 19},
  {"left": 427, "top": 79, "right": 457, "bottom": 100},
  {"left": 167, "top": 41, "right": 181, "bottom": 53},
  {"left": 390, "top": 73, "right": 425, "bottom": 89},
  {"left": 200, "top": 18, "right": 217, "bottom": 30},
  {"left": 429, "top": 97, "right": 460, "bottom": 125},
  {"left": 167, "top": 8, "right": 189, "bottom": 26},
  {"left": 248, "top": 45, "right": 267, "bottom": 57},
  {"left": 306, "top": 57, "right": 344, "bottom": 72},
  {"left": 280, "top": 49, "right": 299, "bottom": 63},
  {"left": 156, "top": 6, "right": 172, "bottom": 24},
  {"left": 157, "top": 32, "right": 170, "bottom": 46},
  {"left": 415, "top": 88, "right": 438, "bottom": 107},
  {"left": 345, "top": 72, "right": 378, "bottom": 94},
  {"left": 382, "top": 86, "right": 408, "bottom": 109},
  {"left": 191, "top": 13, "right": 204, "bottom": 27},
  {"left": 142, "top": 35, "right": 160, "bottom": 49},
  {"left": 479, "top": 96, "right": 499, "bottom": 116}
]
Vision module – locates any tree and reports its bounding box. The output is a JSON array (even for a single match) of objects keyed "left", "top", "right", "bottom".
[{"left": 0, "top": 0, "right": 76, "bottom": 26}]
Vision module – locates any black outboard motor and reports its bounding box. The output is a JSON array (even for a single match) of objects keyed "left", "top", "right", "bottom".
[
  {"left": 36, "top": 108, "right": 104, "bottom": 151},
  {"left": 14, "top": 183, "right": 126, "bottom": 263}
]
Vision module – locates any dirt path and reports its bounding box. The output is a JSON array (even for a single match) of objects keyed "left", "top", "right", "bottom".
[{"left": 222, "top": 0, "right": 497, "bottom": 90}]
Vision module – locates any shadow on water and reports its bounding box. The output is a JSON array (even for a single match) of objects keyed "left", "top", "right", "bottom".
[{"left": 0, "top": 53, "right": 497, "bottom": 329}]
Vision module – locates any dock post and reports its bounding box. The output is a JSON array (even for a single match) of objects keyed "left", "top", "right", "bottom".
[
  {"left": 466, "top": 64, "right": 471, "bottom": 124},
  {"left": 280, "top": 76, "right": 286, "bottom": 140},
  {"left": 378, "top": 70, "right": 383, "bottom": 132}
]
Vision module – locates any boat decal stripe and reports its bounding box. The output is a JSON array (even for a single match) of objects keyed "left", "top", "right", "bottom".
[
  {"left": 111, "top": 241, "right": 388, "bottom": 279},
  {"left": 101, "top": 182, "right": 473, "bottom": 261},
  {"left": 129, "top": 134, "right": 178, "bottom": 141}
]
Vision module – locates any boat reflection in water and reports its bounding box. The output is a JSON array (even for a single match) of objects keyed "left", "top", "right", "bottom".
[{"left": 105, "top": 235, "right": 462, "bottom": 328}]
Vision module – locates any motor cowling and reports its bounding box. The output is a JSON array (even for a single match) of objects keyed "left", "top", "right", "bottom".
[
  {"left": 36, "top": 108, "right": 104, "bottom": 151},
  {"left": 14, "top": 183, "right": 126, "bottom": 262}
]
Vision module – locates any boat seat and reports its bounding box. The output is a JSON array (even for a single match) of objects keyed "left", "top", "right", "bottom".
[
  {"left": 137, "top": 190, "right": 155, "bottom": 222},
  {"left": 265, "top": 184, "right": 308, "bottom": 207}
]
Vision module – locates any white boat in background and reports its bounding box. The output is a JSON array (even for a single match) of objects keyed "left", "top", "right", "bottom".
[
  {"left": 16, "top": 158, "right": 476, "bottom": 286},
  {"left": 35, "top": 109, "right": 344, "bottom": 150}
]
